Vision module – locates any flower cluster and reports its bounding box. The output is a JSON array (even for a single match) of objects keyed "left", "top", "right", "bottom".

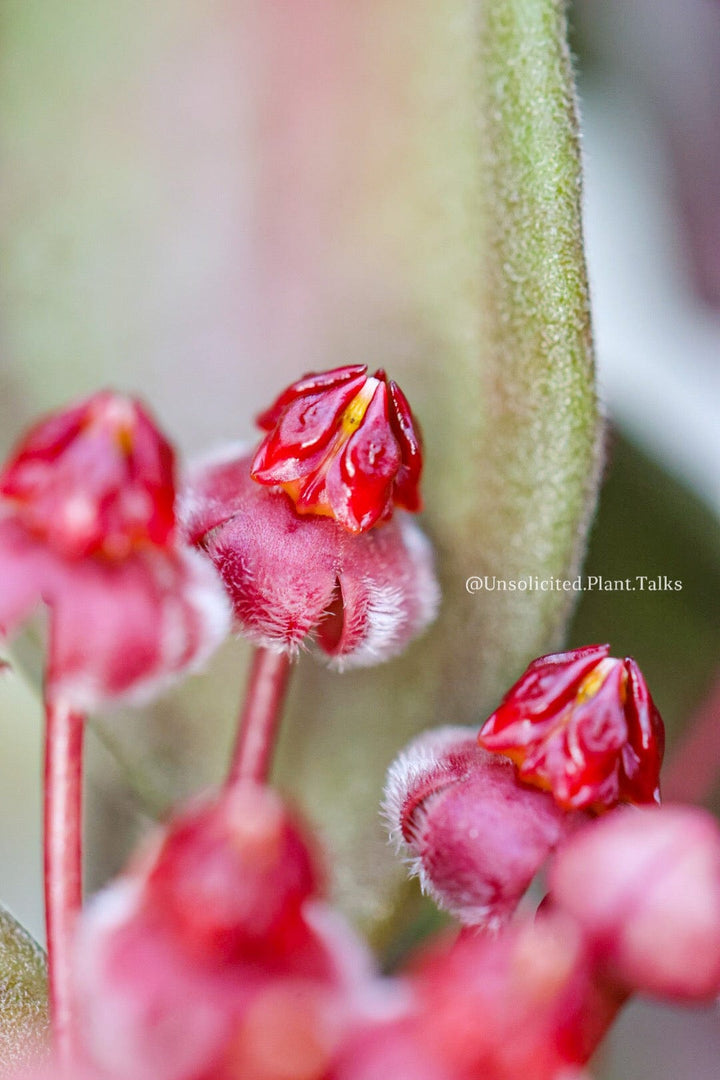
[
  {"left": 18, "top": 775, "right": 720, "bottom": 1080},
  {"left": 0, "top": 375, "right": 718, "bottom": 1080}
]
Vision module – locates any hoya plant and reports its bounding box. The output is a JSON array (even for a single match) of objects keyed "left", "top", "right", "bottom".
[{"left": 1, "top": 3, "right": 718, "bottom": 1080}]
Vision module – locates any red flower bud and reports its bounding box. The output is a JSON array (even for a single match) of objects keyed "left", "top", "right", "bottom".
[
  {"left": 0, "top": 392, "right": 229, "bottom": 709},
  {"left": 74, "top": 784, "right": 392, "bottom": 1080},
  {"left": 0, "top": 390, "right": 176, "bottom": 560},
  {"left": 250, "top": 365, "right": 422, "bottom": 534},
  {"left": 183, "top": 446, "right": 438, "bottom": 668},
  {"left": 478, "top": 645, "right": 664, "bottom": 811}
]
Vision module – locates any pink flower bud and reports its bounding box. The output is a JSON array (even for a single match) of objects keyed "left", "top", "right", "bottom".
[
  {"left": 411, "top": 914, "right": 607, "bottom": 1079},
  {"left": 183, "top": 446, "right": 438, "bottom": 667},
  {"left": 549, "top": 805, "right": 720, "bottom": 1000},
  {"left": 383, "top": 728, "right": 580, "bottom": 928},
  {"left": 335, "top": 914, "right": 609, "bottom": 1080},
  {"left": 0, "top": 392, "right": 230, "bottom": 710},
  {"left": 479, "top": 645, "right": 665, "bottom": 811},
  {"left": 136, "top": 784, "right": 325, "bottom": 972},
  {"left": 73, "top": 784, "right": 385, "bottom": 1080}
]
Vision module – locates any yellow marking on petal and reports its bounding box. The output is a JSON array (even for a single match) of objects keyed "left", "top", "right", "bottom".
[
  {"left": 338, "top": 378, "right": 378, "bottom": 437},
  {"left": 576, "top": 658, "right": 624, "bottom": 703}
]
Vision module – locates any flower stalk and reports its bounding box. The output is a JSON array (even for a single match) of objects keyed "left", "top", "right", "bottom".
[
  {"left": 43, "top": 697, "right": 84, "bottom": 1064},
  {"left": 227, "top": 647, "right": 292, "bottom": 785}
]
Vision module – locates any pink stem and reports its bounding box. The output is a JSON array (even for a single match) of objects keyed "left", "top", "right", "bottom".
[
  {"left": 44, "top": 698, "right": 84, "bottom": 1065},
  {"left": 227, "top": 647, "right": 292, "bottom": 785},
  {"left": 663, "top": 668, "right": 720, "bottom": 804}
]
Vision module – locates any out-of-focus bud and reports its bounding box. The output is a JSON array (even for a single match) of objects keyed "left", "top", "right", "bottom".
[
  {"left": 250, "top": 365, "right": 423, "bottom": 534},
  {"left": 137, "top": 783, "right": 324, "bottom": 972},
  {"left": 0, "top": 391, "right": 176, "bottom": 560},
  {"left": 383, "top": 727, "right": 580, "bottom": 928},
  {"left": 74, "top": 784, "right": 385, "bottom": 1080},
  {"left": 549, "top": 805, "right": 720, "bottom": 1001},
  {"left": 183, "top": 446, "right": 438, "bottom": 668},
  {"left": 369, "top": 913, "right": 612, "bottom": 1080},
  {"left": 478, "top": 645, "right": 664, "bottom": 811},
  {"left": 0, "top": 392, "right": 229, "bottom": 710}
]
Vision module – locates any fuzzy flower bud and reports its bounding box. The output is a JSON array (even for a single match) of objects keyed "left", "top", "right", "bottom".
[
  {"left": 383, "top": 727, "right": 580, "bottom": 928},
  {"left": 74, "top": 783, "right": 380, "bottom": 1080},
  {"left": 549, "top": 805, "right": 720, "bottom": 1000},
  {"left": 0, "top": 392, "right": 229, "bottom": 710},
  {"left": 251, "top": 365, "right": 422, "bottom": 534},
  {"left": 183, "top": 446, "right": 438, "bottom": 668},
  {"left": 478, "top": 645, "right": 664, "bottom": 811}
]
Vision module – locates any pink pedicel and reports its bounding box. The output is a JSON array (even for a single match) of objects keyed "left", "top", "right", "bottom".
[
  {"left": 0, "top": 392, "right": 229, "bottom": 710},
  {"left": 183, "top": 447, "right": 438, "bottom": 668},
  {"left": 250, "top": 364, "right": 423, "bottom": 534},
  {"left": 479, "top": 645, "right": 665, "bottom": 811},
  {"left": 383, "top": 727, "right": 581, "bottom": 928}
]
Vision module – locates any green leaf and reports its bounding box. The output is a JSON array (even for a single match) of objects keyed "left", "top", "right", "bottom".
[
  {"left": 0, "top": 906, "right": 48, "bottom": 1070},
  {"left": 276, "top": 0, "right": 600, "bottom": 929}
]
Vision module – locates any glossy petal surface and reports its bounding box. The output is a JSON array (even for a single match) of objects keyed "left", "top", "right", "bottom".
[
  {"left": 479, "top": 646, "right": 664, "bottom": 811},
  {"left": 250, "top": 365, "right": 423, "bottom": 533}
]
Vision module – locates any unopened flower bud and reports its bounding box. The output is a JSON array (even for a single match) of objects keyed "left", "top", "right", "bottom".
[
  {"left": 0, "top": 392, "right": 229, "bottom": 710},
  {"left": 409, "top": 912, "right": 610, "bottom": 1080},
  {"left": 138, "top": 783, "right": 323, "bottom": 971},
  {"left": 549, "top": 805, "right": 720, "bottom": 1000},
  {"left": 74, "top": 784, "right": 372, "bottom": 1080},
  {"left": 0, "top": 390, "right": 175, "bottom": 560},
  {"left": 383, "top": 727, "right": 579, "bottom": 928},
  {"left": 479, "top": 645, "right": 664, "bottom": 811},
  {"left": 183, "top": 446, "right": 438, "bottom": 668},
  {"left": 251, "top": 364, "right": 423, "bottom": 534}
]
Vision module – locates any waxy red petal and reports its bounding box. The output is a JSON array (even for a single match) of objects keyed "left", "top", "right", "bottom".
[
  {"left": 386, "top": 379, "right": 423, "bottom": 512},
  {"left": 0, "top": 391, "right": 176, "bottom": 559},
  {"left": 479, "top": 646, "right": 664, "bottom": 812},
  {"left": 255, "top": 364, "right": 367, "bottom": 432},
  {"left": 250, "top": 365, "right": 424, "bottom": 534},
  {"left": 252, "top": 375, "right": 368, "bottom": 481}
]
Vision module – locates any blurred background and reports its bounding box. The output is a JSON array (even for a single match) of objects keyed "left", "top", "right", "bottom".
[{"left": 1, "top": 2, "right": 719, "bottom": 1076}]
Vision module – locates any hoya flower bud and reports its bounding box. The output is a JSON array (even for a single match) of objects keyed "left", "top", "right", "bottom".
[
  {"left": 74, "top": 784, "right": 375, "bottom": 1080},
  {"left": 183, "top": 446, "right": 439, "bottom": 668},
  {"left": 0, "top": 392, "right": 229, "bottom": 710},
  {"left": 383, "top": 727, "right": 579, "bottom": 928},
  {"left": 549, "top": 805, "right": 720, "bottom": 1000},
  {"left": 479, "top": 645, "right": 665, "bottom": 811},
  {"left": 0, "top": 391, "right": 175, "bottom": 560},
  {"left": 251, "top": 364, "right": 423, "bottom": 534},
  {"left": 137, "top": 783, "right": 324, "bottom": 971}
]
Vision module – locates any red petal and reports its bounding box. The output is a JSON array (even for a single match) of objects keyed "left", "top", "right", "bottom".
[
  {"left": 255, "top": 365, "right": 367, "bottom": 431},
  {"left": 251, "top": 377, "right": 367, "bottom": 483},
  {"left": 387, "top": 379, "right": 423, "bottom": 512},
  {"left": 0, "top": 391, "right": 177, "bottom": 559},
  {"left": 330, "top": 382, "right": 401, "bottom": 532}
]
